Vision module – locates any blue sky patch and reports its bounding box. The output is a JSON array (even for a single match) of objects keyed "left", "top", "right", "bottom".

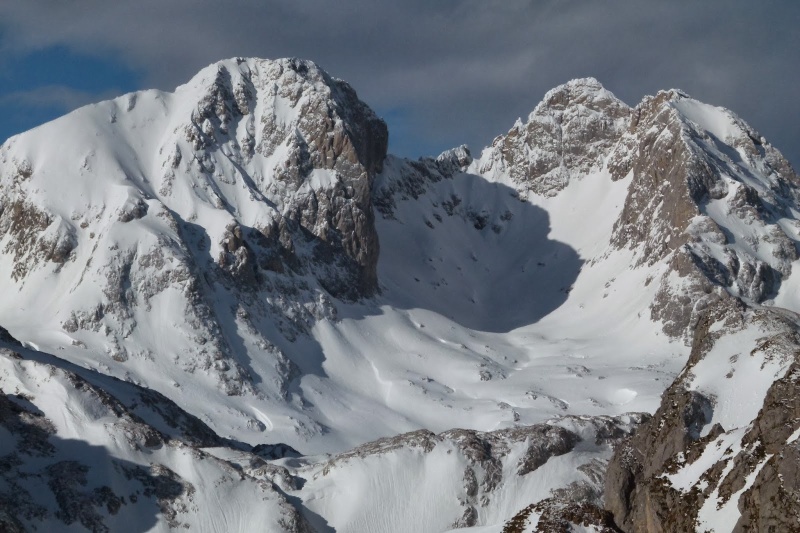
[{"left": 0, "top": 44, "right": 142, "bottom": 142}]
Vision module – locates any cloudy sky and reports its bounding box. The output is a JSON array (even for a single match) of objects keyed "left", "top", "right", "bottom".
[{"left": 0, "top": 1, "right": 797, "bottom": 166}]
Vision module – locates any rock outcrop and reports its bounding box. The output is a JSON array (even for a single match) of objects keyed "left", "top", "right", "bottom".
[
  {"left": 476, "top": 78, "right": 631, "bottom": 196},
  {"left": 309, "top": 415, "right": 644, "bottom": 532},
  {"left": 3, "top": 63, "right": 800, "bottom": 532},
  {"left": 604, "top": 309, "right": 800, "bottom": 532},
  {"left": 607, "top": 89, "right": 799, "bottom": 341},
  {"left": 0, "top": 343, "right": 312, "bottom": 532},
  {"left": 0, "top": 57, "right": 387, "bottom": 410}
]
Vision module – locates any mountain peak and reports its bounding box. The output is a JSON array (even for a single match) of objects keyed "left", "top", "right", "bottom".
[
  {"left": 3, "top": 59, "right": 800, "bottom": 533},
  {"left": 536, "top": 76, "right": 620, "bottom": 112},
  {"left": 0, "top": 56, "right": 388, "bottom": 405},
  {"left": 476, "top": 77, "right": 631, "bottom": 195},
  {"left": 172, "top": 56, "right": 387, "bottom": 172},
  {"left": 182, "top": 57, "right": 329, "bottom": 91},
  {"left": 650, "top": 87, "right": 691, "bottom": 102}
]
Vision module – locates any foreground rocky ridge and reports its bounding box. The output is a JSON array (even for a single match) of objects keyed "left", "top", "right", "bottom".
[
  {"left": 0, "top": 59, "right": 799, "bottom": 531},
  {"left": 604, "top": 308, "right": 800, "bottom": 532},
  {"left": 0, "top": 332, "right": 645, "bottom": 532},
  {"left": 0, "top": 333, "right": 313, "bottom": 533}
]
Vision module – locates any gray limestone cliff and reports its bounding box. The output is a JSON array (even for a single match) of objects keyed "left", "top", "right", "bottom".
[
  {"left": 476, "top": 77, "right": 631, "bottom": 196},
  {"left": 604, "top": 309, "right": 800, "bottom": 532}
]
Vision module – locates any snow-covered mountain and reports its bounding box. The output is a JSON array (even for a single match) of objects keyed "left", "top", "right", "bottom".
[{"left": 0, "top": 58, "right": 798, "bottom": 532}]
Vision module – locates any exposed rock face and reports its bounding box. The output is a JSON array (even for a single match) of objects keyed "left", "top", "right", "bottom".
[
  {"left": 0, "top": 57, "right": 387, "bottom": 407},
  {"left": 609, "top": 89, "right": 799, "bottom": 266},
  {"left": 313, "top": 415, "right": 644, "bottom": 531},
  {"left": 570, "top": 89, "right": 800, "bottom": 530},
  {"left": 604, "top": 309, "right": 800, "bottom": 532},
  {"left": 731, "top": 362, "right": 800, "bottom": 532},
  {"left": 473, "top": 79, "right": 799, "bottom": 344},
  {"left": 0, "top": 199, "right": 77, "bottom": 281},
  {"left": 3, "top": 64, "right": 800, "bottom": 532},
  {"left": 609, "top": 90, "right": 720, "bottom": 263},
  {"left": 477, "top": 417, "right": 645, "bottom": 533},
  {"left": 373, "top": 145, "right": 473, "bottom": 217},
  {"left": 168, "top": 57, "right": 387, "bottom": 299},
  {"left": 503, "top": 498, "right": 623, "bottom": 533},
  {"left": 603, "top": 89, "right": 800, "bottom": 341},
  {"left": 476, "top": 78, "right": 631, "bottom": 196}
]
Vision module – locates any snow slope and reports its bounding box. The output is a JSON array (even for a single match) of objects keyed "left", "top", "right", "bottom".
[
  {"left": 0, "top": 58, "right": 799, "bottom": 532},
  {"left": 0, "top": 61, "right": 686, "bottom": 457}
]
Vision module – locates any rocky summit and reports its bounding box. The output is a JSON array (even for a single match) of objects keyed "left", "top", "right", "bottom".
[{"left": 0, "top": 58, "right": 798, "bottom": 532}]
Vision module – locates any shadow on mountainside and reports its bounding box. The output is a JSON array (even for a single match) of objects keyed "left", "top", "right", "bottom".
[
  {"left": 3, "top": 332, "right": 248, "bottom": 450},
  {"left": 0, "top": 387, "right": 187, "bottom": 533},
  {"left": 350, "top": 172, "right": 583, "bottom": 333}
]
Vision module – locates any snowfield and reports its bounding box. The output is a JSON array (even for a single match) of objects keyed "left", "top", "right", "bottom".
[{"left": 0, "top": 59, "right": 798, "bottom": 532}]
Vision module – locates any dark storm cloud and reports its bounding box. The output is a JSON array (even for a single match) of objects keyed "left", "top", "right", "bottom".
[{"left": 0, "top": 1, "right": 797, "bottom": 164}]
